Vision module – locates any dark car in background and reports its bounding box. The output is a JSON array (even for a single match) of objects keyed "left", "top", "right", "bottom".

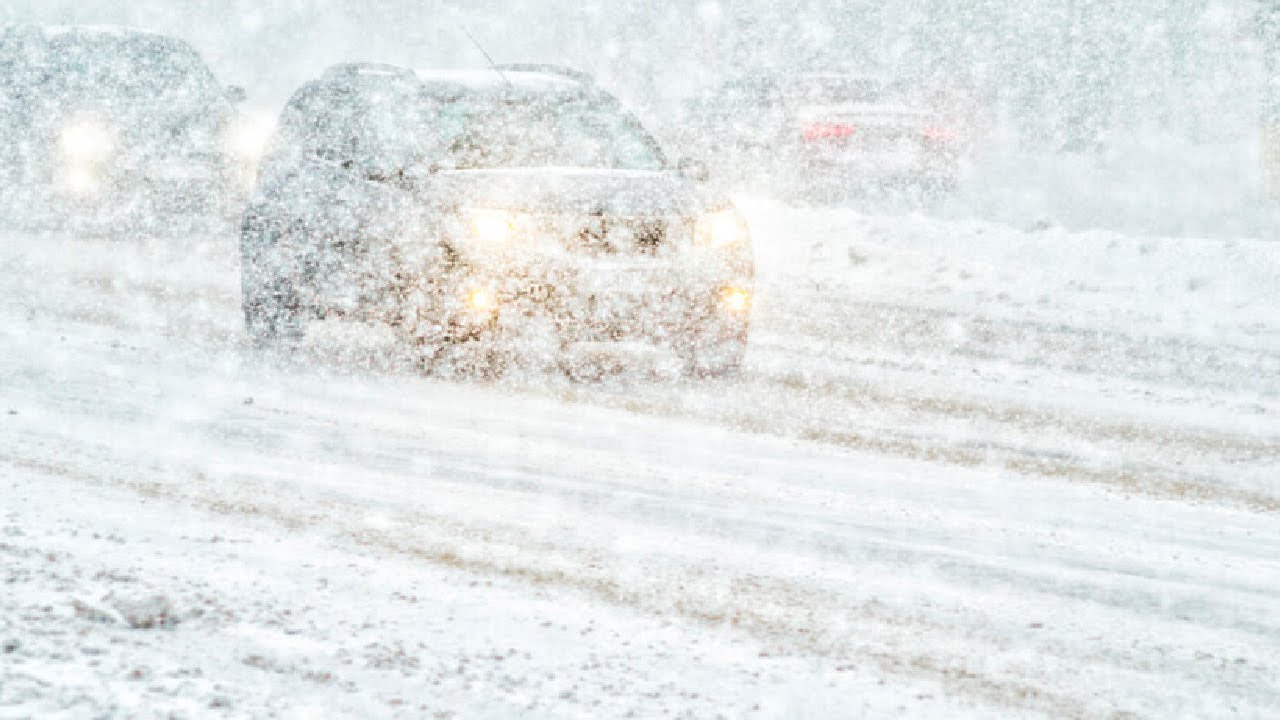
[
  {"left": 0, "top": 24, "right": 267, "bottom": 225},
  {"left": 240, "top": 63, "right": 754, "bottom": 377},
  {"left": 679, "top": 72, "right": 963, "bottom": 200}
]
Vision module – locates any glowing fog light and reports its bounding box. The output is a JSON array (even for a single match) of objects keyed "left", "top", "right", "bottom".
[
  {"left": 59, "top": 119, "right": 116, "bottom": 162},
  {"left": 694, "top": 208, "right": 749, "bottom": 250},
  {"left": 466, "top": 285, "right": 499, "bottom": 313},
  {"left": 63, "top": 165, "right": 102, "bottom": 196},
  {"left": 718, "top": 286, "right": 752, "bottom": 313}
]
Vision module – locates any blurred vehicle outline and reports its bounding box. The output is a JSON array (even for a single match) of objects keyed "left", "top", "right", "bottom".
[
  {"left": 0, "top": 23, "right": 265, "bottom": 222},
  {"left": 240, "top": 62, "right": 754, "bottom": 377},
  {"left": 678, "top": 71, "right": 965, "bottom": 200}
]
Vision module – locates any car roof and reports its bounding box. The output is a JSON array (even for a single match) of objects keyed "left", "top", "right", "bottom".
[
  {"left": 717, "top": 71, "right": 885, "bottom": 85},
  {"left": 793, "top": 71, "right": 880, "bottom": 80},
  {"left": 414, "top": 69, "right": 587, "bottom": 95},
  {"left": 317, "top": 63, "right": 596, "bottom": 102},
  {"left": 2, "top": 23, "right": 174, "bottom": 43}
]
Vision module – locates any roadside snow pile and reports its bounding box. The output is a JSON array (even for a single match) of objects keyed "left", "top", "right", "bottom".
[{"left": 744, "top": 198, "right": 1280, "bottom": 355}]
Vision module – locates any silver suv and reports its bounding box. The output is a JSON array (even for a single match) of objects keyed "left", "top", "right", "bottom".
[{"left": 240, "top": 63, "right": 753, "bottom": 377}]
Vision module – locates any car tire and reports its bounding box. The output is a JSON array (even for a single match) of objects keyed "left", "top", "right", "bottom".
[{"left": 242, "top": 283, "right": 304, "bottom": 352}]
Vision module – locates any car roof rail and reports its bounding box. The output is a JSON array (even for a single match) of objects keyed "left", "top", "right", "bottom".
[
  {"left": 321, "top": 62, "right": 418, "bottom": 83},
  {"left": 492, "top": 63, "right": 593, "bottom": 85}
]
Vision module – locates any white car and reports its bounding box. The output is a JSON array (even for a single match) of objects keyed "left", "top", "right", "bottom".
[
  {"left": 0, "top": 24, "right": 268, "bottom": 222},
  {"left": 680, "top": 72, "right": 962, "bottom": 200}
]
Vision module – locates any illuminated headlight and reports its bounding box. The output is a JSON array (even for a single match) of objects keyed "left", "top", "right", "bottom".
[
  {"left": 465, "top": 285, "right": 500, "bottom": 313},
  {"left": 225, "top": 114, "right": 274, "bottom": 163},
  {"left": 694, "top": 207, "right": 749, "bottom": 249},
  {"left": 59, "top": 119, "right": 116, "bottom": 162},
  {"left": 464, "top": 208, "right": 535, "bottom": 247},
  {"left": 718, "top": 285, "right": 752, "bottom": 313},
  {"left": 63, "top": 165, "right": 102, "bottom": 196}
]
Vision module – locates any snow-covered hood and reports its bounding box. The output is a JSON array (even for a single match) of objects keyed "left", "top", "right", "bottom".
[{"left": 433, "top": 168, "right": 714, "bottom": 217}]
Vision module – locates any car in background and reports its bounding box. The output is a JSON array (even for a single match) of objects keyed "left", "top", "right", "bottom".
[
  {"left": 240, "top": 63, "right": 753, "bottom": 377},
  {"left": 0, "top": 24, "right": 269, "bottom": 224},
  {"left": 679, "top": 72, "right": 963, "bottom": 200}
]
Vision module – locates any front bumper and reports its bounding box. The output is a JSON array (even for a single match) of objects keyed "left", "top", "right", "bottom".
[
  {"left": 409, "top": 255, "right": 752, "bottom": 348},
  {"left": 49, "top": 152, "right": 248, "bottom": 212}
]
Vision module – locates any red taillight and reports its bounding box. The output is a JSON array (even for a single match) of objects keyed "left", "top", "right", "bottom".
[
  {"left": 802, "top": 122, "right": 857, "bottom": 141},
  {"left": 922, "top": 126, "right": 957, "bottom": 143}
]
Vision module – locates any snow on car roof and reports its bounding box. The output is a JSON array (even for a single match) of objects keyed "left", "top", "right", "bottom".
[
  {"left": 413, "top": 69, "right": 587, "bottom": 96},
  {"left": 8, "top": 24, "right": 171, "bottom": 41}
]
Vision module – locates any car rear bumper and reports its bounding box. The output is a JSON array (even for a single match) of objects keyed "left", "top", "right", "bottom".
[{"left": 799, "top": 145, "right": 956, "bottom": 181}]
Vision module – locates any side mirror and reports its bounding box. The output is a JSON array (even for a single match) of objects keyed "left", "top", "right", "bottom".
[
  {"left": 226, "top": 85, "right": 248, "bottom": 104},
  {"left": 677, "top": 157, "right": 709, "bottom": 183}
]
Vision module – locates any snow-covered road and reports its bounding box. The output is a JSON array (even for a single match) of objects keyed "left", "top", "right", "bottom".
[{"left": 2, "top": 203, "right": 1278, "bottom": 718}]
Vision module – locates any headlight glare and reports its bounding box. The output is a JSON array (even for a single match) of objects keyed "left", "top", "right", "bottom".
[
  {"left": 226, "top": 114, "right": 275, "bottom": 162},
  {"left": 718, "top": 285, "right": 752, "bottom": 313},
  {"left": 59, "top": 119, "right": 116, "bottom": 162},
  {"left": 64, "top": 166, "right": 102, "bottom": 196},
  {"left": 694, "top": 208, "right": 749, "bottom": 249},
  {"left": 465, "top": 208, "right": 532, "bottom": 247},
  {"left": 465, "top": 285, "right": 500, "bottom": 313}
]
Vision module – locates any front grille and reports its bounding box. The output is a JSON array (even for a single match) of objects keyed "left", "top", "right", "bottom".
[{"left": 560, "top": 214, "right": 675, "bottom": 256}]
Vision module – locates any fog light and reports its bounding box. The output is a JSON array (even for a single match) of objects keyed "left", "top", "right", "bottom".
[
  {"left": 59, "top": 119, "right": 116, "bottom": 162},
  {"left": 64, "top": 165, "right": 102, "bottom": 196},
  {"left": 466, "top": 286, "right": 499, "bottom": 313},
  {"left": 718, "top": 286, "right": 751, "bottom": 312}
]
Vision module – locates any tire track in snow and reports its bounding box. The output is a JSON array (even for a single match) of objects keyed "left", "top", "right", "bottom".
[
  {"left": 8, "top": 251, "right": 1276, "bottom": 514},
  {"left": 9, "top": 448, "right": 1273, "bottom": 720},
  {"left": 531, "top": 379, "right": 1280, "bottom": 514}
]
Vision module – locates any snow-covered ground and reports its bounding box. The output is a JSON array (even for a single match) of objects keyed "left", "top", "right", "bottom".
[{"left": 2, "top": 201, "right": 1278, "bottom": 718}]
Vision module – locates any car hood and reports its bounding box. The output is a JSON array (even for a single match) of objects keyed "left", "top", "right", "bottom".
[{"left": 432, "top": 168, "right": 715, "bottom": 217}]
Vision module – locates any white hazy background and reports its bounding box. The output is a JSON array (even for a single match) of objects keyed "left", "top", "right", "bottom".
[{"left": 5, "top": 0, "right": 1272, "bottom": 239}]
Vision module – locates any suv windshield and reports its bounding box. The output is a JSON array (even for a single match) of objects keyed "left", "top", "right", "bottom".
[
  {"left": 23, "top": 35, "right": 216, "bottom": 101},
  {"left": 430, "top": 97, "right": 665, "bottom": 172}
]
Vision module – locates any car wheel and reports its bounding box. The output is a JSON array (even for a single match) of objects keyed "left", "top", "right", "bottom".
[{"left": 241, "top": 273, "right": 308, "bottom": 353}]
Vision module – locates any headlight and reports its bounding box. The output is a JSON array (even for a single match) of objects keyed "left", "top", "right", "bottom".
[
  {"left": 225, "top": 114, "right": 275, "bottom": 163},
  {"left": 59, "top": 119, "right": 116, "bottom": 162},
  {"left": 63, "top": 165, "right": 102, "bottom": 196},
  {"left": 465, "top": 285, "right": 500, "bottom": 313},
  {"left": 718, "top": 285, "right": 752, "bottom": 313},
  {"left": 694, "top": 208, "right": 749, "bottom": 249},
  {"left": 464, "top": 208, "right": 534, "bottom": 247}
]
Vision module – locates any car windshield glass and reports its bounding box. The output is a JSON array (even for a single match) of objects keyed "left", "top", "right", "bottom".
[
  {"left": 25, "top": 36, "right": 216, "bottom": 101},
  {"left": 348, "top": 89, "right": 436, "bottom": 170},
  {"left": 430, "top": 97, "right": 664, "bottom": 171},
  {"left": 787, "top": 77, "right": 882, "bottom": 104}
]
